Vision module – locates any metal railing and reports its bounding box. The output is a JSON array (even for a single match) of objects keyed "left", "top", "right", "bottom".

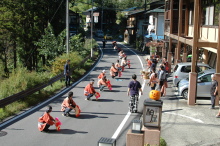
[{"left": 0, "top": 55, "right": 91, "bottom": 108}]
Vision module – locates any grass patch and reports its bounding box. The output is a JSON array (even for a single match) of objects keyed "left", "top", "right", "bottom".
[{"left": 144, "top": 137, "right": 167, "bottom": 146}]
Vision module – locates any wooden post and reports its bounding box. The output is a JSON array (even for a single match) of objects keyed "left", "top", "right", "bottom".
[
  {"left": 168, "top": 0, "right": 174, "bottom": 72},
  {"left": 188, "top": 0, "right": 200, "bottom": 105},
  {"left": 183, "top": 44, "right": 187, "bottom": 62},
  {"left": 185, "top": 0, "right": 189, "bottom": 36},
  {"left": 176, "top": 0, "right": 183, "bottom": 64},
  {"left": 215, "top": 13, "right": 220, "bottom": 107},
  {"left": 183, "top": 0, "right": 190, "bottom": 63}
]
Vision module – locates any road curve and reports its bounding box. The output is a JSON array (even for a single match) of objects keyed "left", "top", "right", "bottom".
[{"left": 0, "top": 40, "right": 150, "bottom": 146}]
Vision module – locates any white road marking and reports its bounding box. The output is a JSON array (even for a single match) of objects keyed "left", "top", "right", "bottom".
[
  {"left": 164, "top": 112, "right": 204, "bottom": 123},
  {"left": 112, "top": 43, "right": 146, "bottom": 139},
  {"left": 0, "top": 47, "right": 104, "bottom": 129}
]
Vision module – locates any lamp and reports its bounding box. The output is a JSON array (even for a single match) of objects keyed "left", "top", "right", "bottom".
[
  {"left": 131, "top": 119, "right": 142, "bottom": 133},
  {"left": 98, "top": 137, "right": 116, "bottom": 146}
]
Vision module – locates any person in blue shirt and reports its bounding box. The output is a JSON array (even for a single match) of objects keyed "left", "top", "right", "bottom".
[
  {"left": 127, "top": 74, "right": 143, "bottom": 113},
  {"left": 127, "top": 74, "right": 143, "bottom": 96}
]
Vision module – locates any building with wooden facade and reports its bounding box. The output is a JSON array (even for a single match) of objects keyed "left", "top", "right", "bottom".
[{"left": 164, "top": 0, "right": 220, "bottom": 105}]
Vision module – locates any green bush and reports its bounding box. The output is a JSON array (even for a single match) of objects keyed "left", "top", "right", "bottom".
[
  {"left": 144, "top": 137, "right": 167, "bottom": 146},
  {"left": 49, "top": 52, "right": 83, "bottom": 75},
  {"left": 0, "top": 67, "right": 50, "bottom": 100}
]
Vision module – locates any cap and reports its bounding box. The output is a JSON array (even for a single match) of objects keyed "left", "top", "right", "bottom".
[{"left": 102, "top": 70, "right": 106, "bottom": 73}]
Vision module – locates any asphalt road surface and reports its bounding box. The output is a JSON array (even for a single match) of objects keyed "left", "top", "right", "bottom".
[{"left": 0, "top": 41, "right": 149, "bottom": 146}]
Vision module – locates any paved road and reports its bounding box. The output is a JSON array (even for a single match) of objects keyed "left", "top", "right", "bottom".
[{"left": 0, "top": 41, "right": 149, "bottom": 146}]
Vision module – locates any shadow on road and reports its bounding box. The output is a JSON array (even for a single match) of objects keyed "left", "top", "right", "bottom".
[
  {"left": 72, "top": 114, "right": 108, "bottom": 119},
  {"left": 48, "top": 129, "right": 88, "bottom": 135},
  {"left": 92, "top": 99, "right": 123, "bottom": 102}
]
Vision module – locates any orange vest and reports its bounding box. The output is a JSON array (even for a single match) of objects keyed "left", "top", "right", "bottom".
[
  {"left": 98, "top": 73, "right": 105, "bottom": 79},
  {"left": 38, "top": 112, "right": 54, "bottom": 131},
  {"left": 61, "top": 97, "right": 76, "bottom": 111},
  {"left": 84, "top": 84, "right": 96, "bottom": 96}
]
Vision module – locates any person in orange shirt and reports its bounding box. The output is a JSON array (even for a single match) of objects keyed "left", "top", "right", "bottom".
[
  {"left": 110, "top": 63, "right": 118, "bottom": 78},
  {"left": 97, "top": 76, "right": 108, "bottom": 91},
  {"left": 84, "top": 79, "right": 97, "bottom": 100},
  {"left": 98, "top": 70, "right": 106, "bottom": 80},
  {"left": 61, "top": 91, "right": 77, "bottom": 117},
  {"left": 146, "top": 58, "right": 152, "bottom": 71},
  {"left": 38, "top": 105, "right": 55, "bottom": 132}
]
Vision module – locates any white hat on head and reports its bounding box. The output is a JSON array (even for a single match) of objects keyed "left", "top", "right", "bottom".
[
  {"left": 102, "top": 70, "right": 106, "bottom": 73},
  {"left": 211, "top": 74, "right": 215, "bottom": 78}
]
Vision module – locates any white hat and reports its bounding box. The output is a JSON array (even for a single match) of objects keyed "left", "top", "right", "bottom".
[
  {"left": 211, "top": 74, "right": 215, "bottom": 78},
  {"left": 102, "top": 70, "right": 106, "bottom": 73}
]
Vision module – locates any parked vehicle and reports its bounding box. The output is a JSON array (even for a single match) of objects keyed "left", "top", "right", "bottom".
[
  {"left": 178, "top": 69, "right": 216, "bottom": 99},
  {"left": 173, "top": 62, "right": 212, "bottom": 87},
  {"left": 95, "top": 30, "right": 104, "bottom": 38},
  {"left": 104, "top": 34, "right": 113, "bottom": 40}
]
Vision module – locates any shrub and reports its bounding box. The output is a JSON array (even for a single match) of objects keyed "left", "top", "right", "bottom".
[
  {"left": 49, "top": 52, "right": 83, "bottom": 76},
  {"left": 0, "top": 67, "right": 50, "bottom": 100}
]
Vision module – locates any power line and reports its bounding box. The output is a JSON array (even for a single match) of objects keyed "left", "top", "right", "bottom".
[{"left": 49, "top": 0, "right": 65, "bottom": 23}]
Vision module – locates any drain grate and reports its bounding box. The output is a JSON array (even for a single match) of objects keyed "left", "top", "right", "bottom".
[{"left": 0, "top": 131, "right": 7, "bottom": 137}]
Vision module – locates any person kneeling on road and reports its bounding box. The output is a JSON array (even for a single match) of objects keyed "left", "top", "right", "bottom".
[
  {"left": 97, "top": 76, "right": 108, "bottom": 91},
  {"left": 84, "top": 79, "right": 97, "bottom": 100},
  {"left": 61, "top": 91, "right": 77, "bottom": 117},
  {"left": 110, "top": 63, "right": 118, "bottom": 78},
  {"left": 38, "top": 105, "right": 55, "bottom": 132}
]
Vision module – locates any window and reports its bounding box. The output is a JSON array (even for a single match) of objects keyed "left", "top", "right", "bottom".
[
  {"left": 200, "top": 74, "right": 212, "bottom": 82},
  {"left": 197, "top": 66, "right": 211, "bottom": 73},
  {"left": 189, "top": 10, "right": 194, "bottom": 25},
  {"left": 202, "top": 1, "right": 220, "bottom": 26},
  {"left": 181, "top": 66, "right": 191, "bottom": 73},
  {"left": 203, "top": 5, "right": 214, "bottom": 25},
  {"left": 173, "top": 65, "right": 178, "bottom": 72}
]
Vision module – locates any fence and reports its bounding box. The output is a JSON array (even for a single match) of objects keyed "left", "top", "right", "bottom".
[{"left": 0, "top": 55, "right": 91, "bottom": 108}]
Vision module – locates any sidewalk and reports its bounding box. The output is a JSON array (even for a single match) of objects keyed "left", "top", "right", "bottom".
[{"left": 136, "top": 54, "right": 220, "bottom": 145}]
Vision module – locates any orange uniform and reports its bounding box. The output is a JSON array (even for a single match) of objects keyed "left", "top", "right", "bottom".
[
  {"left": 84, "top": 83, "right": 96, "bottom": 96},
  {"left": 98, "top": 72, "right": 105, "bottom": 79},
  {"left": 38, "top": 112, "right": 54, "bottom": 131},
  {"left": 61, "top": 97, "right": 76, "bottom": 111}
]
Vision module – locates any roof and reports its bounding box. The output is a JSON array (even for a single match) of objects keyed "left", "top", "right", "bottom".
[
  {"left": 146, "top": 8, "right": 164, "bottom": 14},
  {"left": 84, "top": 7, "right": 98, "bottom": 12},
  {"left": 122, "top": 7, "right": 139, "bottom": 12},
  {"left": 126, "top": 9, "right": 146, "bottom": 15}
]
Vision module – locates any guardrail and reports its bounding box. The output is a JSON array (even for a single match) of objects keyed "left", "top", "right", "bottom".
[{"left": 0, "top": 55, "right": 91, "bottom": 108}]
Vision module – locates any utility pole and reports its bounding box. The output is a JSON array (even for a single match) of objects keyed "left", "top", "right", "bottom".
[
  {"left": 66, "top": 0, "right": 69, "bottom": 54},
  {"left": 101, "top": 0, "right": 103, "bottom": 31},
  {"left": 91, "top": 0, "right": 94, "bottom": 58}
]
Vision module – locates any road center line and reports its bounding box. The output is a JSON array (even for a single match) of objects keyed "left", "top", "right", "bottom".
[{"left": 112, "top": 43, "right": 145, "bottom": 139}]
